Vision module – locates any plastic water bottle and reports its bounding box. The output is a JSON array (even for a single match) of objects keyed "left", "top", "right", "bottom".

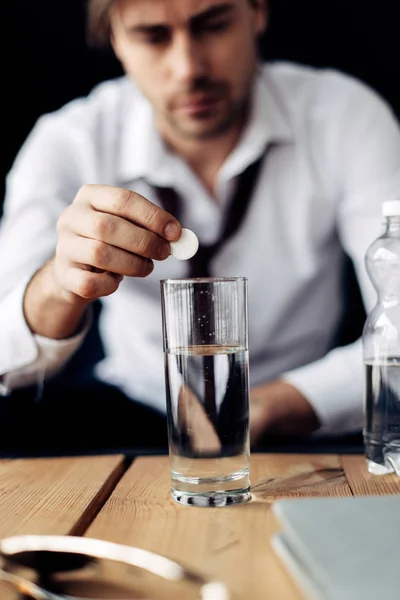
[{"left": 362, "top": 200, "right": 400, "bottom": 476}]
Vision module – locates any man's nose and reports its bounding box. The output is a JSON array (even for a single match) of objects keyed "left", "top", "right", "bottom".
[{"left": 168, "top": 33, "right": 207, "bottom": 84}]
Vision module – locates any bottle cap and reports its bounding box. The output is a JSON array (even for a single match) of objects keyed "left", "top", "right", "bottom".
[
  {"left": 170, "top": 228, "right": 199, "bottom": 260},
  {"left": 382, "top": 200, "right": 400, "bottom": 217}
]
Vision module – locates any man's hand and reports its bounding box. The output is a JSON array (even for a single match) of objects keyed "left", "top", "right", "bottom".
[
  {"left": 53, "top": 184, "right": 181, "bottom": 302},
  {"left": 24, "top": 184, "right": 182, "bottom": 339},
  {"left": 250, "top": 379, "right": 321, "bottom": 445}
]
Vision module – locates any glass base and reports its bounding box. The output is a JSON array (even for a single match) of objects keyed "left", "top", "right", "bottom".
[
  {"left": 367, "top": 459, "right": 394, "bottom": 475},
  {"left": 170, "top": 456, "right": 251, "bottom": 506},
  {"left": 172, "top": 487, "right": 251, "bottom": 507},
  {"left": 385, "top": 451, "right": 400, "bottom": 477}
]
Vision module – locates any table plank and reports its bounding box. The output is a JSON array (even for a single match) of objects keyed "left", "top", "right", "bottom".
[
  {"left": 341, "top": 454, "right": 400, "bottom": 496},
  {"left": 0, "top": 455, "right": 125, "bottom": 537},
  {"left": 85, "top": 453, "right": 352, "bottom": 600},
  {"left": 0, "top": 454, "right": 126, "bottom": 600},
  {"left": 250, "top": 453, "right": 351, "bottom": 501}
]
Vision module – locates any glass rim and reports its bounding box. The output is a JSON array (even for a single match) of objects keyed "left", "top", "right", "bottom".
[{"left": 160, "top": 276, "right": 247, "bottom": 285}]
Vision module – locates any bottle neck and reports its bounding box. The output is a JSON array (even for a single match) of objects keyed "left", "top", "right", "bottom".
[{"left": 385, "top": 216, "right": 400, "bottom": 235}]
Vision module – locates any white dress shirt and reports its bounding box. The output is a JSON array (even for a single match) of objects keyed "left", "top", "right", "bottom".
[{"left": 1, "top": 61, "right": 400, "bottom": 435}]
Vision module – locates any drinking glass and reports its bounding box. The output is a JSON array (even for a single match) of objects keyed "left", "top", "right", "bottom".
[{"left": 160, "top": 277, "right": 251, "bottom": 507}]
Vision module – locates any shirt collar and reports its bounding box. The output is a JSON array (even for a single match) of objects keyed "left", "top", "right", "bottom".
[{"left": 118, "top": 63, "right": 294, "bottom": 187}]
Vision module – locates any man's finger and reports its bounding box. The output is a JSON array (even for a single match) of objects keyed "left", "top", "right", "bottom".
[
  {"left": 57, "top": 234, "right": 154, "bottom": 278},
  {"left": 67, "top": 206, "right": 171, "bottom": 261},
  {"left": 75, "top": 184, "right": 182, "bottom": 241}
]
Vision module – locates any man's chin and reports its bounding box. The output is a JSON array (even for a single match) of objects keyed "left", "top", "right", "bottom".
[{"left": 170, "top": 117, "right": 236, "bottom": 141}]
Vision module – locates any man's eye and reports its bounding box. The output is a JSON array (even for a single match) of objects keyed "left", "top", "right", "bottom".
[
  {"left": 141, "top": 29, "right": 170, "bottom": 45},
  {"left": 146, "top": 34, "right": 169, "bottom": 45},
  {"left": 202, "top": 19, "right": 231, "bottom": 33}
]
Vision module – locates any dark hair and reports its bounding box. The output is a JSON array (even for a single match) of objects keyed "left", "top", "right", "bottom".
[
  {"left": 86, "top": 0, "right": 115, "bottom": 47},
  {"left": 86, "top": 0, "right": 263, "bottom": 47}
]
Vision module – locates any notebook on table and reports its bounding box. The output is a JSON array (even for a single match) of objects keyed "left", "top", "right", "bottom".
[{"left": 271, "top": 495, "right": 400, "bottom": 600}]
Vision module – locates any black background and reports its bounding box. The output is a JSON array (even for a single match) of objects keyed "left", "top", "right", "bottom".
[
  {"left": 1, "top": 0, "right": 399, "bottom": 453},
  {"left": 2, "top": 0, "right": 400, "bottom": 214}
]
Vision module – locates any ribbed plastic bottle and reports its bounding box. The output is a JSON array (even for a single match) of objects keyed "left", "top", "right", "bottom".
[{"left": 362, "top": 200, "right": 400, "bottom": 476}]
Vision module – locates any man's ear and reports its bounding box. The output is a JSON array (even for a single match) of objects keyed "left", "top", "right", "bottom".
[
  {"left": 109, "top": 32, "right": 119, "bottom": 60},
  {"left": 108, "top": 6, "right": 123, "bottom": 61},
  {"left": 252, "top": 0, "right": 269, "bottom": 36}
]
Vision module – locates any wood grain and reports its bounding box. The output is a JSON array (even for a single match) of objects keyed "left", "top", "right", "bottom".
[
  {"left": 85, "top": 453, "right": 352, "bottom": 600},
  {"left": 0, "top": 454, "right": 125, "bottom": 537},
  {"left": 1, "top": 453, "right": 397, "bottom": 600},
  {"left": 0, "top": 454, "right": 125, "bottom": 600},
  {"left": 341, "top": 454, "right": 400, "bottom": 496},
  {"left": 250, "top": 453, "right": 352, "bottom": 501}
]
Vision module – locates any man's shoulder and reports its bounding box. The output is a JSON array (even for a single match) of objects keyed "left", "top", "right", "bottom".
[
  {"left": 262, "top": 61, "right": 391, "bottom": 118},
  {"left": 263, "top": 60, "right": 377, "bottom": 97},
  {"left": 31, "top": 76, "right": 139, "bottom": 140},
  {"left": 17, "top": 76, "right": 143, "bottom": 165},
  {"left": 48, "top": 76, "right": 136, "bottom": 124}
]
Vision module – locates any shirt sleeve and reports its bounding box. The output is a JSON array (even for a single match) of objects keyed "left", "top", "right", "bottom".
[
  {"left": 0, "top": 109, "right": 92, "bottom": 394},
  {"left": 0, "top": 283, "right": 92, "bottom": 395},
  {"left": 283, "top": 75, "right": 400, "bottom": 435},
  {"left": 282, "top": 340, "right": 364, "bottom": 435}
]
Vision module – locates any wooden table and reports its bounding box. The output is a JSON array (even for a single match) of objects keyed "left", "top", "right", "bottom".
[{"left": 0, "top": 452, "right": 399, "bottom": 599}]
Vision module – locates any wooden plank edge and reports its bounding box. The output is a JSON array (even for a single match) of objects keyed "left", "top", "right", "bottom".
[{"left": 69, "top": 455, "right": 132, "bottom": 536}]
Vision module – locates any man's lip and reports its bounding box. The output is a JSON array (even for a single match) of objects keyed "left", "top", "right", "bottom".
[{"left": 176, "top": 95, "right": 221, "bottom": 114}]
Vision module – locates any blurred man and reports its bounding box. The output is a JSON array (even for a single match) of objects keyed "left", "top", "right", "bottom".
[{"left": 1, "top": 0, "right": 400, "bottom": 450}]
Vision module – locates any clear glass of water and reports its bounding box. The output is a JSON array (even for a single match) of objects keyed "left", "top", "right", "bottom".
[{"left": 160, "top": 277, "right": 251, "bottom": 506}]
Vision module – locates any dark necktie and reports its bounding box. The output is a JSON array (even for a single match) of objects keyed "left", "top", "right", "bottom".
[{"left": 153, "top": 152, "right": 265, "bottom": 277}]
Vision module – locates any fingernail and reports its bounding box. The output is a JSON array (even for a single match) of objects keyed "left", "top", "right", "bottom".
[{"left": 164, "top": 221, "right": 181, "bottom": 240}]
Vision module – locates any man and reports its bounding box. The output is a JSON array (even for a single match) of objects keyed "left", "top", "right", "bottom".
[{"left": 0, "top": 0, "right": 399, "bottom": 450}]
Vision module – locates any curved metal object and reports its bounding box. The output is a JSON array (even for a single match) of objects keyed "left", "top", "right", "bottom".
[{"left": 0, "top": 535, "right": 230, "bottom": 600}]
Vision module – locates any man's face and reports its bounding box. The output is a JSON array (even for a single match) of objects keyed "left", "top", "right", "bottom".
[{"left": 110, "top": 0, "right": 266, "bottom": 140}]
